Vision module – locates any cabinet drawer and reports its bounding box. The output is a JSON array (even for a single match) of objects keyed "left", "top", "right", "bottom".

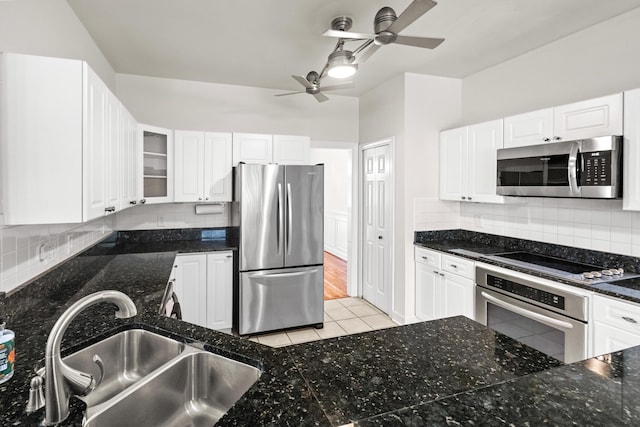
[
  {"left": 415, "top": 247, "right": 440, "bottom": 268},
  {"left": 593, "top": 295, "right": 640, "bottom": 335},
  {"left": 441, "top": 254, "right": 475, "bottom": 280}
]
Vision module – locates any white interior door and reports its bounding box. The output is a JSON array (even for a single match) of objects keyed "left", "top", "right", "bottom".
[{"left": 362, "top": 144, "right": 391, "bottom": 313}]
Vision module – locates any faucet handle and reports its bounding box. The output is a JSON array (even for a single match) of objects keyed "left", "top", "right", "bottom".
[
  {"left": 60, "top": 364, "right": 96, "bottom": 396},
  {"left": 26, "top": 376, "right": 46, "bottom": 413}
]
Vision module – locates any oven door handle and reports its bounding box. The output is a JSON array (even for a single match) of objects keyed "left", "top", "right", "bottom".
[{"left": 481, "top": 291, "right": 574, "bottom": 330}]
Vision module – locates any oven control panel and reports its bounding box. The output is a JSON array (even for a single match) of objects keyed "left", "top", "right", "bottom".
[{"left": 487, "top": 274, "right": 565, "bottom": 310}]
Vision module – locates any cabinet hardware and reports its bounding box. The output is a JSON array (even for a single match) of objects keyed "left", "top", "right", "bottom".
[
  {"left": 439, "top": 273, "right": 445, "bottom": 277},
  {"left": 450, "top": 264, "right": 457, "bottom": 269},
  {"left": 129, "top": 200, "right": 137, "bottom": 205},
  {"left": 622, "top": 316, "right": 638, "bottom": 324},
  {"left": 422, "top": 256, "right": 428, "bottom": 260},
  {"left": 226, "top": 255, "right": 232, "bottom": 258},
  {"left": 553, "top": 136, "right": 561, "bottom": 141},
  {"left": 378, "top": 236, "right": 383, "bottom": 240},
  {"left": 433, "top": 270, "right": 439, "bottom": 274},
  {"left": 140, "top": 199, "right": 146, "bottom": 204},
  {"left": 461, "top": 196, "right": 466, "bottom": 200},
  {"left": 104, "top": 206, "right": 116, "bottom": 213},
  {"left": 205, "top": 197, "right": 209, "bottom": 201},
  {"left": 198, "top": 197, "right": 203, "bottom": 201},
  {"left": 543, "top": 137, "right": 550, "bottom": 142}
]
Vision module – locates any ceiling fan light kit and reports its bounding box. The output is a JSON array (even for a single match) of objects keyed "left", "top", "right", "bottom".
[{"left": 276, "top": 0, "right": 444, "bottom": 102}]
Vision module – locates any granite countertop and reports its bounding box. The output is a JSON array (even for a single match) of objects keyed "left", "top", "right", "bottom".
[
  {"left": 2, "top": 227, "right": 640, "bottom": 426},
  {"left": 415, "top": 229, "right": 640, "bottom": 304}
]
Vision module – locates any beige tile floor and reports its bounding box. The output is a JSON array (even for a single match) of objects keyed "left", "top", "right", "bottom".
[{"left": 248, "top": 297, "right": 397, "bottom": 347}]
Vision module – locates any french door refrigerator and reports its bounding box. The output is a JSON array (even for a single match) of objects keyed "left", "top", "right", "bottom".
[{"left": 234, "top": 163, "right": 324, "bottom": 335}]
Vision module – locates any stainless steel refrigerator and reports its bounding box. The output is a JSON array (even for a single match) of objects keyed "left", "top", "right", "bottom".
[{"left": 234, "top": 163, "right": 324, "bottom": 335}]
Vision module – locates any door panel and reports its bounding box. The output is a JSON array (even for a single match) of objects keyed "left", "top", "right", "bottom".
[
  {"left": 284, "top": 165, "right": 324, "bottom": 267},
  {"left": 238, "top": 164, "right": 284, "bottom": 270},
  {"left": 362, "top": 144, "right": 391, "bottom": 313},
  {"left": 239, "top": 266, "right": 323, "bottom": 335}
]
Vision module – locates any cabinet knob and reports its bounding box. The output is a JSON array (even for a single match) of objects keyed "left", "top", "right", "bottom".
[
  {"left": 129, "top": 200, "right": 137, "bottom": 205},
  {"left": 198, "top": 197, "right": 203, "bottom": 201},
  {"left": 543, "top": 137, "right": 550, "bottom": 142},
  {"left": 553, "top": 136, "right": 561, "bottom": 141},
  {"left": 467, "top": 197, "right": 472, "bottom": 201},
  {"left": 439, "top": 273, "right": 445, "bottom": 277},
  {"left": 378, "top": 236, "right": 383, "bottom": 240},
  {"left": 205, "top": 197, "right": 209, "bottom": 201},
  {"left": 140, "top": 199, "right": 147, "bottom": 204},
  {"left": 226, "top": 255, "right": 232, "bottom": 258},
  {"left": 461, "top": 196, "right": 466, "bottom": 200},
  {"left": 450, "top": 264, "right": 457, "bottom": 269},
  {"left": 104, "top": 206, "right": 116, "bottom": 213},
  {"left": 622, "top": 316, "right": 638, "bottom": 324},
  {"left": 433, "top": 270, "right": 439, "bottom": 274}
]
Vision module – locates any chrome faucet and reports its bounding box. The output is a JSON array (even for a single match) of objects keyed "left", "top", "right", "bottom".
[{"left": 37, "top": 290, "right": 137, "bottom": 425}]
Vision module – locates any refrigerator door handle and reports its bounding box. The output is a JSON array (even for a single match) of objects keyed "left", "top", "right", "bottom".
[
  {"left": 287, "top": 182, "right": 293, "bottom": 255},
  {"left": 277, "top": 182, "right": 284, "bottom": 255},
  {"left": 249, "top": 269, "right": 319, "bottom": 280}
]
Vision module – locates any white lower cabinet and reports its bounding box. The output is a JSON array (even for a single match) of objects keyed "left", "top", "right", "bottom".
[
  {"left": 415, "top": 247, "right": 475, "bottom": 321},
  {"left": 592, "top": 294, "right": 640, "bottom": 356},
  {"left": 172, "top": 251, "right": 233, "bottom": 331}
]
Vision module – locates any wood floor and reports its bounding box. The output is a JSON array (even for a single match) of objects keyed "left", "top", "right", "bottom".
[{"left": 324, "top": 251, "right": 348, "bottom": 300}]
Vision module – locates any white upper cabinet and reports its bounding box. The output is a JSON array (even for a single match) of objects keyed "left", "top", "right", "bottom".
[
  {"left": 0, "top": 53, "right": 136, "bottom": 225},
  {"left": 174, "top": 131, "right": 232, "bottom": 202},
  {"left": 504, "top": 93, "right": 623, "bottom": 148},
  {"left": 623, "top": 88, "right": 640, "bottom": 211},
  {"left": 440, "top": 119, "right": 505, "bottom": 203},
  {"left": 503, "top": 108, "right": 554, "bottom": 148},
  {"left": 139, "top": 124, "right": 173, "bottom": 204},
  {"left": 232, "top": 133, "right": 310, "bottom": 166},
  {"left": 232, "top": 133, "right": 273, "bottom": 165}
]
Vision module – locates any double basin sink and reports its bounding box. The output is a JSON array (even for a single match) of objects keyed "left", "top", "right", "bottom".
[{"left": 62, "top": 329, "right": 261, "bottom": 426}]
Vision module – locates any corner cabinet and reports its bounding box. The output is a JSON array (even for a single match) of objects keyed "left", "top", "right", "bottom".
[
  {"left": 172, "top": 251, "right": 233, "bottom": 331},
  {"left": 232, "top": 133, "right": 310, "bottom": 165},
  {"left": 139, "top": 124, "right": 173, "bottom": 204},
  {"left": 415, "top": 246, "right": 475, "bottom": 321},
  {"left": 504, "top": 93, "right": 623, "bottom": 148},
  {"left": 1, "top": 53, "right": 138, "bottom": 224},
  {"left": 439, "top": 119, "right": 506, "bottom": 204},
  {"left": 592, "top": 294, "right": 640, "bottom": 356},
  {"left": 174, "top": 131, "right": 232, "bottom": 202}
]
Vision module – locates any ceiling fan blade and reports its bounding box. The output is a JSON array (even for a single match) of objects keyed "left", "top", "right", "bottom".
[
  {"left": 275, "top": 91, "right": 306, "bottom": 97},
  {"left": 355, "top": 43, "right": 381, "bottom": 63},
  {"left": 394, "top": 35, "right": 444, "bottom": 49},
  {"left": 313, "top": 93, "right": 330, "bottom": 103},
  {"left": 320, "top": 82, "right": 355, "bottom": 92},
  {"left": 322, "top": 29, "right": 375, "bottom": 40},
  {"left": 387, "top": 0, "right": 438, "bottom": 34},
  {"left": 292, "top": 75, "right": 313, "bottom": 89}
]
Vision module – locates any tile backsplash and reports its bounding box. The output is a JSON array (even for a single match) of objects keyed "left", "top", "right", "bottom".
[
  {"left": 0, "top": 202, "right": 231, "bottom": 294},
  {"left": 459, "top": 198, "right": 640, "bottom": 257}
]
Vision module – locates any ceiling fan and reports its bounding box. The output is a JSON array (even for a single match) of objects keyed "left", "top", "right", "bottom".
[
  {"left": 275, "top": 71, "right": 354, "bottom": 103},
  {"left": 323, "top": 0, "right": 445, "bottom": 63}
]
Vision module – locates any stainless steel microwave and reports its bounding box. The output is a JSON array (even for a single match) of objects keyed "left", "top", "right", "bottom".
[{"left": 496, "top": 136, "right": 622, "bottom": 198}]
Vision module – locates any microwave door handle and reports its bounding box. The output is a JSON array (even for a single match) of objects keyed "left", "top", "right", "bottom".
[
  {"left": 480, "top": 291, "right": 574, "bottom": 331},
  {"left": 568, "top": 142, "right": 580, "bottom": 196}
]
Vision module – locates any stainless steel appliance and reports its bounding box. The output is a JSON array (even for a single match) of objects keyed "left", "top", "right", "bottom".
[
  {"left": 496, "top": 135, "right": 622, "bottom": 198},
  {"left": 234, "top": 163, "right": 324, "bottom": 335},
  {"left": 476, "top": 264, "right": 589, "bottom": 363},
  {"left": 481, "top": 251, "right": 638, "bottom": 285}
]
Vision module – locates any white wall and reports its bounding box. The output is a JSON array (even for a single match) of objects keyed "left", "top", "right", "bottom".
[
  {"left": 309, "top": 148, "right": 349, "bottom": 213},
  {"left": 0, "top": 0, "right": 116, "bottom": 89},
  {"left": 359, "top": 73, "right": 462, "bottom": 324},
  {"left": 116, "top": 74, "right": 359, "bottom": 142},
  {"left": 462, "top": 7, "right": 640, "bottom": 124}
]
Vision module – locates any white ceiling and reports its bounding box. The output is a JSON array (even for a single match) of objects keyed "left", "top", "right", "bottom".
[{"left": 68, "top": 0, "right": 640, "bottom": 97}]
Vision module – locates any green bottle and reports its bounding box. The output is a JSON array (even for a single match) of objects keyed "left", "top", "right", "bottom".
[{"left": 0, "top": 318, "right": 15, "bottom": 384}]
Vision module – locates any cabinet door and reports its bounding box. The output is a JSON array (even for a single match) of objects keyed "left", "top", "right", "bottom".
[
  {"left": 203, "top": 132, "right": 233, "bottom": 202},
  {"left": 174, "top": 254, "right": 208, "bottom": 328},
  {"left": 174, "top": 130, "right": 204, "bottom": 202},
  {"left": 467, "top": 119, "right": 504, "bottom": 204},
  {"left": 139, "top": 124, "right": 174, "bottom": 204},
  {"left": 439, "top": 127, "right": 467, "bottom": 201},
  {"left": 415, "top": 263, "right": 440, "bottom": 321},
  {"left": 104, "top": 92, "right": 121, "bottom": 213},
  {"left": 273, "top": 135, "right": 310, "bottom": 165},
  {"left": 441, "top": 273, "right": 475, "bottom": 320},
  {"left": 232, "top": 133, "right": 273, "bottom": 166},
  {"left": 83, "top": 66, "right": 108, "bottom": 221},
  {"left": 592, "top": 294, "right": 640, "bottom": 355},
  {"left": 623, "top": 88, "right": 640, "bottom": 211},
  {"left": 121, "top": 110, "right": 139, "bottom": 207},
  {"left": 1, "top": 53, "right": 83, "bottom": 224},
  {"left": 503, "top": 108, "right": 554, "bottom": 148},
  {"left": 206, "top": 252, "right": 233, "bottom": 330},
  {"left": 553, "top": 93, "right": 623, "bottom": 141}
]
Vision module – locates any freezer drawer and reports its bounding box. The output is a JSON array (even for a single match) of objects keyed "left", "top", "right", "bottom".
[{"left": 239, "top": 266, "right": 323, "bottom": 335}]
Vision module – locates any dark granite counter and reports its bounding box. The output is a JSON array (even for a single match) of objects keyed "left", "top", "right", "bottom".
[
  {"left": 415, "top": 229, "right": 640, "bottom": 304},
  {"left": 2, "top": 227, "right": 640, "bottom": 426}
]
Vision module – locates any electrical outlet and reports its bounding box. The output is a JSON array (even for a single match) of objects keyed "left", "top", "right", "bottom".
[{"left": 39, "top": 242, "right": 53, "bottom": 262}]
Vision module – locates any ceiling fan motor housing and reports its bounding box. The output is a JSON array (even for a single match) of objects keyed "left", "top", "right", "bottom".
[{"left": 374, "top": 7, "right": 397, "bottom": 33}]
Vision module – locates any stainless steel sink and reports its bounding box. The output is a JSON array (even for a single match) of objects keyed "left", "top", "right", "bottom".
[
  {"left": 63, "top": 329, "right": 186, "bottom": 407},
  {"left": 83, "top": 350, "right": 261, "bottom": 426},
  {"left": 63, "top": 329, "right": 261, "bottom": 426}
]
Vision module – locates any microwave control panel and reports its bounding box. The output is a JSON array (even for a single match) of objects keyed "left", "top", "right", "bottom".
[{"left": 580, "top": 151, "right": 612, "bottom": 186}]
